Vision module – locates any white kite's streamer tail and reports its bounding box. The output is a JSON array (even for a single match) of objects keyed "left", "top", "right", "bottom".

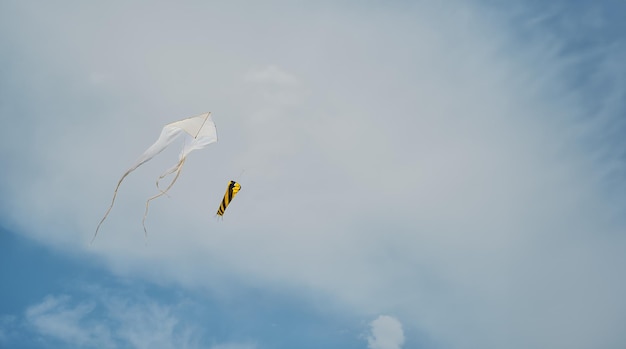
[
  {"left": 92, "top": 170, "right": 133, "bottom": 244},
  {"left": 142, "top": 157, "right": 187, "bottom": 237}
]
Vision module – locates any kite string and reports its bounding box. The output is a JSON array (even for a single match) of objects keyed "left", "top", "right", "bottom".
[
  {"left": 236, "top": 169, "right": 246, "bottom": 180},
  {"left": 142, "top": 157, "right": 187, "bottom": 237}
]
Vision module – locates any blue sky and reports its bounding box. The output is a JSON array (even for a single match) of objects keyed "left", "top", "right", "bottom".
[
  {"left": 0, "top": 226, "right": 371, "bottom": 348},
  {"left": 1, "top": 1, "right": 625, "bottom": 348}
]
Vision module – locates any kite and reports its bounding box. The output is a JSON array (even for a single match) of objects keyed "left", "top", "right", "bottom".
[
  {"left": 216, "top": 181, "right": 241, "bottom": 217},
  {"left": 93, "top": 112, "right": 218, "bottom": 242}
]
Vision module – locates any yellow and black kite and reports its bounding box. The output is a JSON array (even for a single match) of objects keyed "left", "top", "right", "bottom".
[{"left": 216, "top": 181, "right": 241, "bottom": 216}]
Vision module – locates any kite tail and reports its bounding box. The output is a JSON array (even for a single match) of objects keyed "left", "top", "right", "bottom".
[
  {"left": 142, "top": 157, "right": 186, "bottom": 237},
  {"left": 92, "top": 170, "right": 132, "bottom": 244},
  {"left": 155, "top": 160, "right": 184, "bottom": 194}
]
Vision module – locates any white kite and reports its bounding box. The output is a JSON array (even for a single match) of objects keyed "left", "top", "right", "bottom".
[{"left": 93, "top": 112, "right": 218, "bottom": 242}]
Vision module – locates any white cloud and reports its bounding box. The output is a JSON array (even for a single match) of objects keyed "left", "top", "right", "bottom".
[
  {"left": 210, "top": 343, "right": 257, "bottom": 349},
  {"left": 245, "top": 65, "right": 298, "bottom": 86},
  {"left": 367, "top": 315, "right": 405, "bottom": 349},
  {"left": 25, "top": 295, "right": 113, "bottom": 348},
  {"left": 22, "top": 292, "right": 210, "bottom": 349},
  {"left": 1, "top": 1, "right": 625, "bottom": 349},
  {"left": 19, "top": 290, "right": 268, "bottom": 349},
  {"left": 106, "top": 300, "right": 189, "bottom": 349}
]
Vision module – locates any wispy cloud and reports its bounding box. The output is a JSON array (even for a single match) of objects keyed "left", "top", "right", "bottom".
[
  {"left": 25, "top": 295, "right": 113, "bottom": 348},
  {"left": 21, "top": 291, "right": 215, "bottom": 349},
  {"left": 210, "top": 343, "right": 257, "bottom": 349},
  {"left": 367, "top": 315, "right": 404, "bottom": 349},
  {"left": 245, "top": 65, "right": 299, "bottom": 86}
]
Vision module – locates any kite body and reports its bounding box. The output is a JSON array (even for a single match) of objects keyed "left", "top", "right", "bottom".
[
  {"left": 93, "top": 112, "right": 217, "bottom": 242},
  {"left": 217, "top": 181, "right": 241, "bottom": 217}
]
